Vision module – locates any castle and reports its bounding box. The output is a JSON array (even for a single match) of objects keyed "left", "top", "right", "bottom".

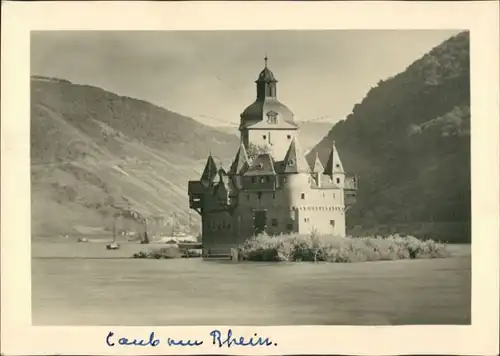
[{"left": 188, "top": 58, "right": 358, "bottom": 256}]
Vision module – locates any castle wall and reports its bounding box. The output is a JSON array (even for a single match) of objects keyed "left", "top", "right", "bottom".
[
  {"left": 283, "top": 174, "right": 346, "bottom": 236},
  {"left": 233, "top": 173, "right": 346, "bottom": 237},
  {"left": 202, "top": 210, "right": 242, "bottom": 255},
  {"left": 296, "top": 206, "right": 346, "bottom": 236},
  {"left": 236, "top": 188, "right": 297, "bottom": 236},
  {"left": 247, "top": 129, "right": 297, "bottom": 161}
]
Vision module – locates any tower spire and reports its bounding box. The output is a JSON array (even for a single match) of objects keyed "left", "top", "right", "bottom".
[{"left": 264, "top": 53, "right": 268, "bottom": 68}]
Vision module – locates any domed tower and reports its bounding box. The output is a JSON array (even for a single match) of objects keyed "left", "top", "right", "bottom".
[{"left": 240, "top": 56, "right": 299, "bottom": 161}]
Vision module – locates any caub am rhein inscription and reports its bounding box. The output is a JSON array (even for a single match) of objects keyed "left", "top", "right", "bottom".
[{"left": 30, "top": 30, "right": 471, "bottom": 327}]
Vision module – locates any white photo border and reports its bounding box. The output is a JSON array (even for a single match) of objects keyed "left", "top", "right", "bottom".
[{"left": 1, "top": 1, "right": 499, "bottom": 355}]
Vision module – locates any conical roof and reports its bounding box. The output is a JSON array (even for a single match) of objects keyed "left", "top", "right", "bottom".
[
  {"left": 312, "top": 152, "right": 324, "bottom": 173},
  {"left": 214, "top": 168, "right": 230, "bottom": 196},
  {"left": 256, "top": 56, "right": 278, "bottom": 83},
  {"left": 256, "top": 67, "right": 277, "bottom": 83},
  {"left": 200, "top": 154, "right": 218, "bottom": 186},
  {"left": 229, "top": 141, "right": 250, "bottom": 175},
  {"left": 283, "top": 138, "right": 310, "bottom": 173},
  {"left": 324, "top": 141, "right": 345, "bottom": 174}
]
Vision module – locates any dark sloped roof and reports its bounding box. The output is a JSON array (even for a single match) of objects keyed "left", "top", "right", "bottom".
[
  {"left": 324, "top": 142, "right": 345, "bottom": 174},
  {"left": 229, "top": 141, "right": 250, "bottom": 175},
  {"left": 244, "top": 153, "right": 276, "bottom": 176},
  {"left": 256, "top": 67, "right": 277, "bottom": 83},
  {"left": 240, "top": 98, "right": 296, "bottom": 128},
  {"left": 200, "top": 155, "right": 218, "bottom": 186},
  {"left": 312, "top": 152, "right": 325, "bottom": 173},
  {"left": 282, "top": 138, "right": 310, "bottom": 174}
]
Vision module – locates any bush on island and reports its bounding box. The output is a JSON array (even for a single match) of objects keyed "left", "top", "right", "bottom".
[
  {"left": 133, "top": 246, "right": 182, "bottom": 259},
  {"left": 132, "top": 246, "right": 202, "bottom": 259},
  {"left": 238, "top": 232, "right": 449, "bottom": 263}
]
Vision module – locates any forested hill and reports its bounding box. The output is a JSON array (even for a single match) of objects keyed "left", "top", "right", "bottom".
[
  {"left": 307, "top": 31, "right": 471, "bottom": 242},
  {"left": 31, "top": 77, "right": 239, "bottom": 237}
]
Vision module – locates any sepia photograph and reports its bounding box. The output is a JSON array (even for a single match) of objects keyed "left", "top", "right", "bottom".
[
  {"left": 1, "top": 2, "right": 499, "bottom": 355},
  {"left": 30, "top": 29, "right": 471, "bottom": 326}
]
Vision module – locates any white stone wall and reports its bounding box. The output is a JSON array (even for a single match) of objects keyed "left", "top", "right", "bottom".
[{"left": 247, "top": 129, "right": 297, "bottom": 161}]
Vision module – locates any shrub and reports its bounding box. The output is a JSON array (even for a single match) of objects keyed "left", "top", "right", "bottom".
[
  {"left": 132, "top": 246, "right": 182, "bottom": 259},
  {"left": 238, "top": 232, "right": 449, "bottom": 263}
]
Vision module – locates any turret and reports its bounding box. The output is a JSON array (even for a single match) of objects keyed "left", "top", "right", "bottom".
[
  {"left": 214, "top": 168, "right": 230, "bottom": 206},
  {"left": 324, "top": 141, "right": 345, "bottom": 187},
  {"left": 282, "top": 138, "right": 310, "bottom": 174},
  {"left": 200, "top": 153, "right": 218, "bottom": 188},
  {"left": 312, "top": 152, "right": 324, "bottom": 186},
  {"left": 229, "top": 141, "right": 250, "bottom": 176},
  {"left": 239, "top": 56, "right": 298, "bottom": 161},
  {"left": 256, "top": 56, "right": 278, "bottom": 99}
]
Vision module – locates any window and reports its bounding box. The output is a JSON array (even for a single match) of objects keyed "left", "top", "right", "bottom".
[
  {"left": 330, "top": 220, "right": 335, "bottom": 226},
  {"left": 251, "top": 177, "right": 256, "bottom": 183},
  {"left": 301, "top": 193, "right": 305, "bottom": 199},
  {"left": 287, "top": 223, "right": 293, "bottom": 231},
  {"left": 336, "top": 164, "right": 340, "bottom": 168},
  {"left": 262, "top": 135, "right": 267, "bottom": 140},
  {"left": 266, "top": 111, "right": 278, "bottom": 124},
  {"left": 271, "top": 219, "right": 278, "bottom": 227},
  {"left": 333, "top": 193, "right": 336, "bottom": 198},
  {"left": 288, "top": 159, "right": 295, "bottom": 166},
  {"left": 304, "top": 218, "right": 310, "bottom": 223},
  {"left": 272, "top": 192, "right": 276, "bottom": 199},
  {"left": 257, "top": 192, "right": 262, "bottom": 200},
  {"left": 260, "top": 177, "right": 265, "bottom": 183},
  {"left": 336, "top": 178, "right": 340, "bottom": 184},
  {"left": 283, "top": 177, "right": 288, "bottom": 183},
  {"left": 287, "top": 135, "right": 291, "bottom": 139}
]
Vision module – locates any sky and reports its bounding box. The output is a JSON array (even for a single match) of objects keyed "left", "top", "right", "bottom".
[{"left": 31, "top": 30, "right": 460, "bottom": 127}]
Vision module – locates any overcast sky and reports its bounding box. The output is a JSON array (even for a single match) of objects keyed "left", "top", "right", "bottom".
[{"left": 31, "top": 30, "right": 459, "bottom": 127}]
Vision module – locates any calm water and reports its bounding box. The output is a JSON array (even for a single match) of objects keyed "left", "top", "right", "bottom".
[{"left": 32, "top": 241, "right": 471, "bottom": 325}]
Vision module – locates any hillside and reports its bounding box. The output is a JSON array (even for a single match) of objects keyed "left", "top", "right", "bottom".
[
  {"left": 31, "top": 77, "right": 239, "bottom": 237},
  {"left": 307, "top": 31, "right": 471, "bottom": 242},
  {"left": 296, "top": 121, "right": 336, "bottom": 154}
]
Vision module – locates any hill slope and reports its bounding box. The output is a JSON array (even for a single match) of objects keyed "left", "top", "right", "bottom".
[
  {"left": 307, "top": 32, "right": 471, "bottom": 242},
  {"left": 31, "top": 77, "right": 239, "bottom": 237},
  {"left": 296, "top": 121, "right": 337, "bottom": 154}
]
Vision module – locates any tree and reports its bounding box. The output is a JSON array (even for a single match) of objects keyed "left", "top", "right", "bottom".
[{"left": 246, "top": 143, "right": 270, "bottom": 162}]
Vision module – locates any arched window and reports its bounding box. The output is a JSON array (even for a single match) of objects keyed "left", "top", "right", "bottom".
[{"left": 266, "top": 111, "right": 278, "bottom": 124}]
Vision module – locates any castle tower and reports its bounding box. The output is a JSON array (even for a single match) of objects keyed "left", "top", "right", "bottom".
[
  {"left": 324, "top": 141, "right": 345, "bottom": 187},
  {"left": 282, "top": 137, "right": 310, "bottom": 174},
  {"left": 187, "top": 59, "right": 358, "bottom": 257},
  {"left": 312, "top": 152, "right": 324, "bottom": 186},
  {"left": 239, "top": 56, "right": 299, "bottom": 161},
  {"left": 200, "top": 153, "right": 218, "bottom": 188}
]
